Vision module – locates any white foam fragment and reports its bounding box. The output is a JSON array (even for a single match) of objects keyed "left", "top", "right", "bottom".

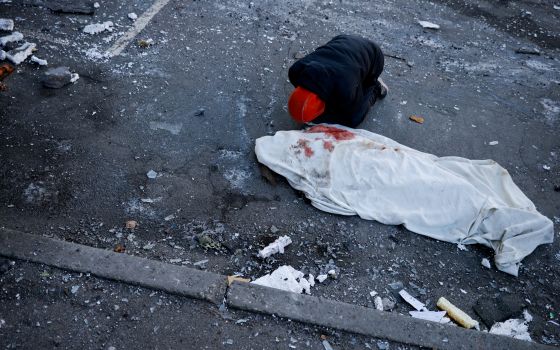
[
  {"left": 30, "top": 55, "right": 47, "bottom": 66},
  {"left": 252, "top": 265, "right": 312, "bottom": 294},
  {"left": 258, "top": 235, "right": 292, "bottom": 258},
  {"left": 0, "top": 19, "right": 14, "bottom": 31},
  {"left": 410, "top": 310, "right": 447, "bottom": 323},
  {"left": 1, "top": 31, "right": 23, "bottom": 46},
  {"left": 93, "top": 2, "right": 100, "bottom": 8},
  {"left": 6, "top": 42, "right": 35, "bottom": 65},
  {"left": 490, "top": 318, "right": 532, "bottom": 342},
  {"left": 70, "top": 73, "right": 79, "bottom": 83},
  {"left": 147, "top": 170, "right": 157, "bottom": 179},
  {"left": 316, "top": 274, "right": 328, "bottom": 283},
  {"left": 374, "top": 296, "right": 384, "bottom": 311},
  {"left": 543, "top": 165, "right": 551, "bottom": 171},
  {"left": 83, "top": 21, "right": 113, "bottom": 34},
  {"left": 489, "top": 141, "right": 499, "bottom": 146},
  {"left": 399, "top": 289, "right": 426, "bottom": 311},
  {"left": 418, "top": 20, "right": 440, "bottom": 29},
  {"left": 307, "top": 274, "right": 315, "bottom": 287},
  {"left": 128, "top": 12, "right": 138, "bottom": 20},
  {"left": 481, "top": 258, "right": 491, "bottom": 269}
]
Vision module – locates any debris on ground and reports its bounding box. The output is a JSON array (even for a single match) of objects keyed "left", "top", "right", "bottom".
[
  {"left": 515, "top": 47, "right": 541, "bottom": 55},
  {"left": 409, "top": 310, "right": 448, "bottom": 323},
  {"left": 30, "top": 55, "right": 47, "bottom": 66},
  {"left": 193, "top": 259, "right": 209, "bottom": 268},
  {"left": 543, "top": 165, "right": 551, "bottom": 171},
  {"left": 437, "top": 297, "right": 479, "bottom": 329},
  {"left": 128, "top": 13, "right": 138, "bottom": 21},
  {"left": 0, "top": 19, "right": 14, "bottom": 31},
  {"left": 382, "top": 297, "right": 396, "bottom": 311},
  {"left": 473, "top": 294, "right": 526, "bottom": 328},
  {"left": 489, "top": 310, "right": 533, "bottom": 342},
  {"left": 316, "top": 274, "right": 328, "bottom": 283},
  {"left": 252, "top": 265, "right": 312, "bottom": 294},
  {"left": 0, "top": 50, "right": 5, "bottom": 61},
  {"left": 125, "top": 220, "right": 137, "bottom": 229},
  {"left": 258, "top": 235, "right": 292, "bottom": 258},
  {"left": 0, "top": 63, "right": 14, "bottom": 81},
  {"left": 409, "top": 115, "right": 424, "bottom": 124},
  {"left": 137, "top": 39, "right": 154, "bottom": 48},
  {"left": 399, "top": 290, "right": 426, "bottom": 311},
  {"left": 489, "top": 141, "right": 499, "bottom": 146},
  {"left": 41, "top": 66, "right": 76, "bottom": 88},
  {"left": 197, "top": 234, "right": 222, "bottom": 251},
  {"left": 83, "top": 21, "right": 113, "bottom": 35},
  {"left": 0, "top": 32, "right": 23, "bottom": 46},
  {"left": 6, "top": 42, "right": 36, "bottom": 65},
  {"left": 227, "top": 275, "right": 250, "bottom": 286},
  {"left": 113, "top": 244, "right": 125, "bottom": 253},
  {"left": 322, "top": 340, "right": 334, "bottom": 350},
  {"left": 481, "top": 258, "right": 491, "bottom": 269},
  {"left": 374, "top": 296, "right": 384, "bottom": 311},
  {"left": 418, "top": 20, "right": 440, "bottom": 29},
  {"left": 146, "top": 170, "right": 158, "bottom": 179}
]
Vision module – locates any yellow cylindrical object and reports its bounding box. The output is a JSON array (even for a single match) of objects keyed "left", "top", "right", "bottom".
[{"left": 437, "top": 297, "right": 479, "bottom": 329}]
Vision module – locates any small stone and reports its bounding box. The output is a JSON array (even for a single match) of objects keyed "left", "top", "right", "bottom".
[
  {"left": 270, "top": 225, "right": 279, "bottom": 234},
  {"left": 0, "top": 19, "right": 14, "bottom": 31},
  {"left": 70, "top": 285, "right": 80, "bottom": 294},
  {"left": 377, "top": 341, "right": 389, "bottom": 350},
  {"left": 293, "top": 51, "right": 306, "bottom": 59},
  {"left": 42, "top": 67, "right": 73, "bottom": 88},
  {"left": 128, "top": 13, "right": 138, "bottom": 21},
  {"left": 481, "top": 258, "right": 491, "bottom": 269},
  {"left": 382, "top": 297, "right": 396, "bottom": 311},
  {"left": 146, "top": 170, "right": 157, "bottom": 179},
  {"left": 125, "top": 220, "right": 137, "bottom": 229},
  {"left": 388, "top": 281, "right": 403, "bottom": 290}
]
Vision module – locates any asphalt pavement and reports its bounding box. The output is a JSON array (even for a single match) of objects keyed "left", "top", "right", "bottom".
[{"left": 1, "top": 0, "right": 559, "bottom": 348}]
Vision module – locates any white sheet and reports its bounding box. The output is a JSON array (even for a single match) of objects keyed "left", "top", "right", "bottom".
[{"left": 255, "top": 124, "right": 554, "bottom": 276}]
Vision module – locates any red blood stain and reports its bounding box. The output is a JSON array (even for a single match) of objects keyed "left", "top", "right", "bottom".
[
  {"left": 297, "top": 139, "right": 314, "bottom": 157},
  {"left": 323, "top": 140, "right": 334, "bottom": 152},
  {"left": 306, "top": 125, "right": 355, "bottom": 141}
]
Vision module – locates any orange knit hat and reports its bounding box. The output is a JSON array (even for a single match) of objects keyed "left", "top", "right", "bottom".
[{"left": 288, "top": 86, "right": 325, "bottom": 123}]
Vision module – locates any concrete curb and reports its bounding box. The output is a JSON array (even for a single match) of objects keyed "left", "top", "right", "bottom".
[
  {"left": 0, "top": 228, "right": 553, "bottom": 349},
  {"left": 227, "top": 282, "right": 552, "bottom": 350},
  {"left": 0, "top": 229, "right": 226, "bottom": 304}
]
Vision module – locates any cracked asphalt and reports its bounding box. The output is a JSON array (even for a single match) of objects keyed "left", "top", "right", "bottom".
[{"left": 1, "top": 0, "right": 559, "bottom": 348}]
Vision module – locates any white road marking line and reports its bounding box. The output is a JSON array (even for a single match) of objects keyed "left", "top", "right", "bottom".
[{"left": 108, "top": 0, "right": 171, "bottom": 57}]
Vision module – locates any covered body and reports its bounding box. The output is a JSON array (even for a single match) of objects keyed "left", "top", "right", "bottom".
[{"left": 255, "top": 125, "right": 554, "bottom": 276}]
